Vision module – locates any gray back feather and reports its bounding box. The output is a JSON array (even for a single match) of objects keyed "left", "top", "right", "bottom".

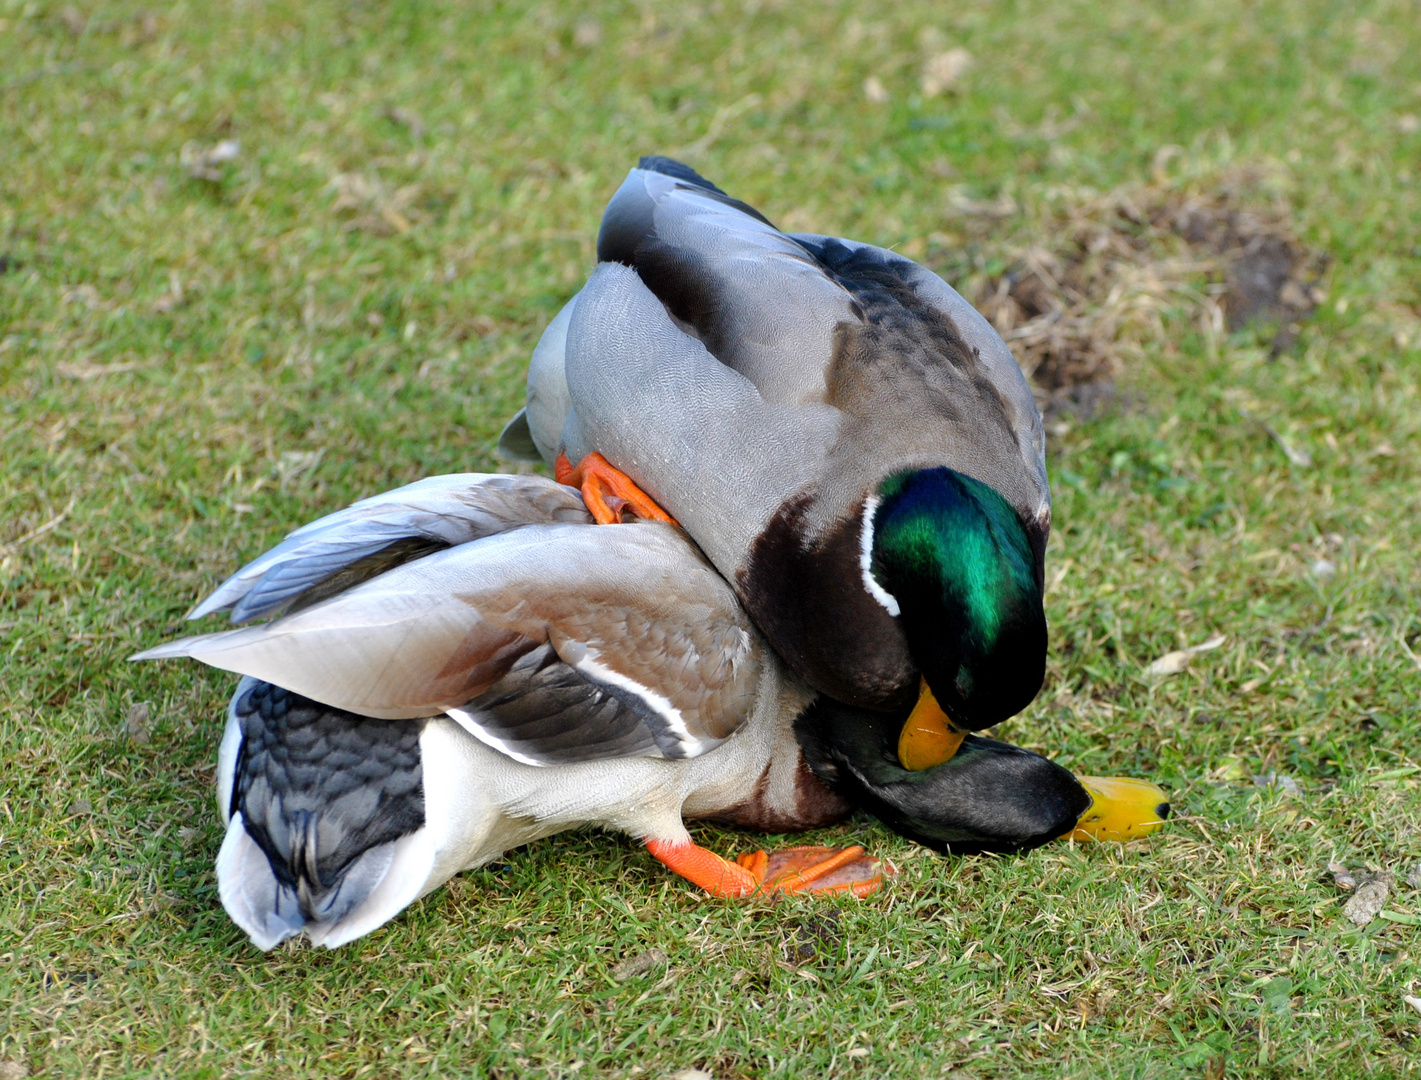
[
  {"left": 790, "top": 232, "right": 1049, "bottom": 520},
  {"left": 558, "top": 164, "right": 1049, "bottom": 547},
  {"left": 599, "top": 168, "right": 854, "bottom": 407}
]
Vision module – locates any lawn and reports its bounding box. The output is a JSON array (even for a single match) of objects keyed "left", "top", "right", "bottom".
[{"left": 3, "top": 0, "right": 1420, "bottom": 1076}]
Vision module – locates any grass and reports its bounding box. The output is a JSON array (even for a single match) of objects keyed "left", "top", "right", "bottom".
[{"left": 2, "top": 0, "right": 1420, "bottom": 1075}]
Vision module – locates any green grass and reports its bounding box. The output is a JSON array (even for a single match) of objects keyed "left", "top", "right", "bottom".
[{"left": 3, "top": 0, "right": 1420, "bottom": 1076}]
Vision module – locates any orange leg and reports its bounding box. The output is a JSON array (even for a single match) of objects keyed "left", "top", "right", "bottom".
[
  {"left": 555, "top": 452, "right": 678, "bottom": 526},
  {"left": 645, "top": 838, "right": 891, "bottom": 899}
]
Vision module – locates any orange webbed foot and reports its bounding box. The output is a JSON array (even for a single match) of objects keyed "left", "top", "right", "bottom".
[
  {"left": 646, "top": 838, "right": 892, "bottom": 899},
  {"left": 555, "top": 452, "right": 678, "bottom": 526}
]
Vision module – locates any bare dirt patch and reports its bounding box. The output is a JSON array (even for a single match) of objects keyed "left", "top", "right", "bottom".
[{"left": 959, "top": 172, "right": 1329, "bottom": 418}]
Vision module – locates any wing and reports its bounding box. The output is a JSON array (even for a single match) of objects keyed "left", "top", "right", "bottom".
[
  {"left": 188, "top": 473, "right": 591, "bottom": 624},
  {"left": 137, "top": 519, "right": 765, "bottom": 764},
  {"left": 790, "top": 233, "right": 1049, "bottom": 534},
  {"left": 578, "top": 160, "right": 1048, "bottom": 544},
  {"left": 561, "top": 262, "right": 838, "bottom": 580},
  {"left": 598, "top": 160, "right": 856, "bottom": 407}
]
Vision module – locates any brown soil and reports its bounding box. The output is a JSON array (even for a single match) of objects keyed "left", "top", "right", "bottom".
[{"left": 960, "top": 176, "right": 1328, "bottom": 418}]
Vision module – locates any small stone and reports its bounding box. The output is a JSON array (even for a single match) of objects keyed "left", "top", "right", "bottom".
[
  {"left": 667, "top": 1071, "right": 712, "bottom": 1080},
  {"left": 125, "top": 702, "right": 152, "bottom": 745},
  {"left": 1343, "top": 878, "right": 1390, "bottom": 926},
  {"left": 921, "top": 48, "right": 972, "bottom": 96},
  {"left": 181, "top": 139, "right": 240, "bottom": 182},
  {"left": 573, "top": 19, "right": 602, "bottom": 47},
  {"left": 384, "top": 106, "right": 426, "bottom": 137},
  {"left": 1310, "top": 558, "right": 1337, "bottom": 579},
  {"left": 610, "top": 948, "right": 668, "bottom": 982},
  {"left": 1328, "top": 860, "right": 1357, "bottom": 890},
  {"left": 57, "top": 7, "right": 86, "bottom": 35},
  {"left": 863, "top": 77, "right": 890, "bottom": 104},
  {"left": 0, "top": 1058, "right": 30, "bottom": 1080}
]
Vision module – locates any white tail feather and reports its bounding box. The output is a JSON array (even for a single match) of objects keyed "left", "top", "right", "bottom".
[
  {"left": 216, "top": 814, "right": 304, "bottom": 951},
  {"left": 304, "top": 827, "right": 437, "bottom": 949},
  {"left": 216, "top": 811, "right": 440, "bottom": 952},
  {"left": 215, "top": 686, "right": 248, "bottom": 827}
]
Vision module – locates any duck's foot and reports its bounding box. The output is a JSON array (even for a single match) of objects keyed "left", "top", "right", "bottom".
[
  {"left": 645, "top": 838, "right": 890, "bottom": 899},
  {"left": 555, "top": 451, "right": 678, "bottom": 526}
]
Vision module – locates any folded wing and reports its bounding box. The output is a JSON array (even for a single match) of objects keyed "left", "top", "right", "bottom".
[
  {"left": 137, "top": 476, "right": 764, "bottom": 764},
  {"left": 598, "top": 160, "right": 857, "bottom": 408},
  {"left": 190, "top": 473, "right": 591, "bottom": 624}
]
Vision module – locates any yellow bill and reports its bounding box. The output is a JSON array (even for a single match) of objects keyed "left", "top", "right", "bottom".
[
  {"left": 898, "top": 679, "right": 966, "bottom": 770},
  {"left": 1065, "top": 776, "right": 1171, "bottom": 841}
]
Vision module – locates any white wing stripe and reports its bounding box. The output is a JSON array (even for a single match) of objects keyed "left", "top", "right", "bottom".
[
  {"left": 573, "top": 648, "right": 695, "bottom": 756},
  {"left": 445, "top": 708, "right": 549, "bottom": 768}
]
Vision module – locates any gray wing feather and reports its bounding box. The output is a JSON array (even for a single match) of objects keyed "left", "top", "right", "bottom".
[
  {"left": 138, "top": 520, "right": 764, "bottom": 759},
  {"left": 563, "top": 262, "right": 837, "bottom": 579},
  {"left": 189, "top": 473, "right": 590, "bottom": 623},
  {"left": 496, "top": 409, "right": 542, "bottom": 462},
  {"left": 450, "top": 644, "right": 665, "bottom": 765},
  {"left": 600, "top": 168, "right": 855, "bottom": 407},
  {"left": 790, "top": 232, "right": 1049, "bottom": 514},
  {"left": 581, "top": 168, "right": 1047, "bottom": 533}
]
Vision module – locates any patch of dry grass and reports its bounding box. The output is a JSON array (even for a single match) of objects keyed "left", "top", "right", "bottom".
[{"left": 956, "top": 166, "right": 1333, "bottom": 416}]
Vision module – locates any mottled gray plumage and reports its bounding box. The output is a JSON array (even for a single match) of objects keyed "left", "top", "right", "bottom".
[
  {"left": 224, "top": 677, "right": 427, "bottom": 945},
  {"left": 191, "top": 473, "right": 590, "bottom": 623},
  {"left": 539, "top": 162, "right": 1048, "bottom": 547}
]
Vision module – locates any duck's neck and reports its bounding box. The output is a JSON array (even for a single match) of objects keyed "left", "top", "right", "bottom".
[{"left": 739, "top": 492, "right": 917, "bottom": 711}]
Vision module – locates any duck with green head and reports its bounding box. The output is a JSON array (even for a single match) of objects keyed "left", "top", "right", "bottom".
[
  {"left": 502, "top": 156, "right": 1054, "bottom": 745},
  {"left": 133, "top": 473, "right": 1166, "bottom": 949}
]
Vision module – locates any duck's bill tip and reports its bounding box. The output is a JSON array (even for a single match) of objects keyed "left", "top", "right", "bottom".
[{"left": 1063, "top": 775, "right": 1171, "bottom": 842}]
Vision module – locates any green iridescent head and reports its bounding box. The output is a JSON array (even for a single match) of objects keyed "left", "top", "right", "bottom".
[{"left": 868, "top": 467, "right": 1046, "bottom": 731}]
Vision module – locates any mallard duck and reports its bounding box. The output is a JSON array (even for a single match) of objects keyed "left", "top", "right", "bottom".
[
  {"left": 500, "top": 157, "right": 1052, "bottom": 744},
  {"left": 134, "top": 474, "right": 1164, "bottom": 949}
]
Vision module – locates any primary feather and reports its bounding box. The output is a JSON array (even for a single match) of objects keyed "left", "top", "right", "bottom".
[{"left": 140, "top": 479, "right": 761, "bottom": 758}]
